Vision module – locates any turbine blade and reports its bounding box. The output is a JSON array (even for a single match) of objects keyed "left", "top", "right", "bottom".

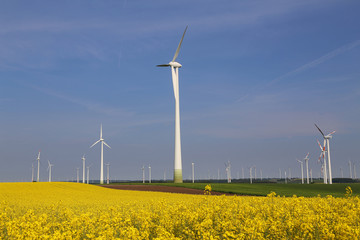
[
  {"left": 316, "top": 139, "right": 323, "bottom": 150},
  {"left": 314, "top": 123, "right": 325, "bottom": 137},
  {"left": 100, "top": 124, "right": 103, "bottom": 139},
  {"left": 90, "top": 140, "right": 100, "bottom": 148},
  {"left": 328, "top": 130, "right": 336, "bottom": 136},
  {"left": 172, "top": 26, "right": 188, "bottom": 62},
  {"left": 305, "top": 152, "right": 309, "bottom": 159},
  {"left": 157, "top": 64, "right": 170, "bottom": 67},
  {"left": 103, "top": 141, "right": 111, "bottom": 149}
]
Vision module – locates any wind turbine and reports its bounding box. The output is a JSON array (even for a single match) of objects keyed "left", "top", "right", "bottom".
[
  {"left": 304, "top": 152, "right": 310, "bottom": 184},
  {"left": 349, "top": 160, "right": 353, "bottom": 179},
  {"left": 82, "top": 155, "right": 86, "bottom": 183},
  {"left": 36, "top": 151, "right": 40, "bottom": 182},
  {"left": 157, "top": 26, "right": 188, "bottom": 183},
  {"left": 249, "top": 167, "right": 253, "bottom": 184},
  {"left": 90, "top": 124, "right": 111, "bottom": 184},
  {"left": 31, "top": 163, "right": 34, "bottom": 182},
  {"left": 225, "top": 161, "right": 231, "bottom": 183},
  {"left": 76, "top": 168, "right": 79, "bottom": 183},
  {"left": 47, "top": 160, "right": 54, "bottom": 182},
  {"left": 191, "top": 162, "right": 195, "bottom": 183},
  {"left": 297, "top": 159, "right": 304, "bottom": 184},
  {"left": 149, "top": 165, "right": 151, "bottom": 183},
  {"left": 315, "top": 124, "right": 335, "bottom": 184},
  {"left": 86, "top": 164, "right": 93, "bottom": 184},
  {"left": 105, "top": 163, "right": 110, "bottom": 184},
  {"left": 141, "top": 165, "right": 145, "bottom": 183},
  {"left": 317, "top": 139, "right": 328, "bottom": 184}
]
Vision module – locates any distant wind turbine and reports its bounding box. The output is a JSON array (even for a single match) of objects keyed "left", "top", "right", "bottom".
[
  {"left": 141, "top": 165, "right": 145, "bottom": 183},
  {"left": 76, "top": 168, "right": 80, "bottom": 183},
  {"left": 31, "top": 163, "right": 34, "bottom": 182},
  {"left": 304, "top": 152, "right": 310, "bottom": 184},
  {"left": 90, "top": 124, "right": 111, "bottom": 184},
  {"left": 317, "top": 139, "right": 328, "bottom": 184},
  {"left": 36, "top": 151, "right": 41, "bottom": 182},
  {"left": 157, "top": 26, "right": 188, "bottom": 183},
  {"left": 315, "top": 124, "right": 335, "bottom": 184},
  {"left": 297, "top": 159, "right": 304, "bottom": 184},
  {"left": 349, "top": 160, "right": 352, "bottom": 179},
  {"left": 105, "top": 163, "right": 110, "bottom": 184},
  {"left": 192, "top": 162, "right": 195, "bottom": 183},
  {"left": 149, "top": 165, "right": 151, "bottom": 183},
  {"left": 86, "top": 164, "right": 93, "bottom": 184},
  {"left": 47, "top": 160, "right": 54, "bottom": 182},
  {"left": 82, "top": 155, "right": 86, "bottom": 183},
  {"left": 225, "top": 161, "right": 231, "bottom": 183}
]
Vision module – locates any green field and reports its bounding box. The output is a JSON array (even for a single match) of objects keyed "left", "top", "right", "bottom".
[{"left": 110, "top": 182, "right": 360, "bottom": 197}]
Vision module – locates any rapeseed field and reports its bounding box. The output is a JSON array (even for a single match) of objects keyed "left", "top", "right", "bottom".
[{"left": 0, "top": 182, "right": 360, "bottom": 239}]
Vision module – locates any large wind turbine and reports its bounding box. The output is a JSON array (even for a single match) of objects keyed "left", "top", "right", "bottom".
[
  {"left": 36, "top": 151, "right": 40, "bottom": 182},
  {"left": 82, "top": 155, "right": 86, "bottom": 183},
  {"left": 47, "top": 160, "right": 54, "bottom": 182},
  {"left": 90, "top": 124, "right": 111, "bottom": 184},
  {"left": 157, "top": 26, "right": 188, "bottom": 183},
  {"left": 315, "top": 124, "right": 335, "bottom": 184}
]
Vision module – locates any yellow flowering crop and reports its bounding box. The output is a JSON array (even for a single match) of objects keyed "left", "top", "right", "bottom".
[{"left": 1, "top": 182, "right": 360, "bottom": 239}]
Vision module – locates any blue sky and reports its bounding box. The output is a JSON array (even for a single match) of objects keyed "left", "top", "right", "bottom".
[{"left": 0, "top": 0, "right": 359, "bottom": 182}]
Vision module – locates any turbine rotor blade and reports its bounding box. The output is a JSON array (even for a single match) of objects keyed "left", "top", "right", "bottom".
[
  {"left": 314, "top": 123, "right": 325, "bottom": 137},
  {"left": 328, "top": 130, "right": 336, "bottom": 136},
  {"left": 316, "top": 139, "right": 323, "bottom": 150},
  {"left": 157, "top": 64, "right": 170, "bottom": 67},
  {"left": 90, "top": 140, "right": 101, "bottom": 148},
  {"left": 172, "top": 26, "right": 188, "bottom": 62},
  {"left": 305, "top": 152, "right": 309, "bottom": 159},
  {"left": 103, "top": 141, "right": 111, "bottom": 149}
]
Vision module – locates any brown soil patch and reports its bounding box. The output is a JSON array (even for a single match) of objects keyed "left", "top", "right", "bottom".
[{"left": 101, "top": 185, "right": 234, "bottom": 196}]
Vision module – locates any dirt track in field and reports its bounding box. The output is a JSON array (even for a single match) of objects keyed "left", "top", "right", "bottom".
[{"left": 101, "top": 185, "right": 234, "bottom": 196}]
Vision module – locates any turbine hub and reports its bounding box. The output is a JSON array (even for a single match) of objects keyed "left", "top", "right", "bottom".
[{"left": 169, "top": 61, "right": 182, "bottom": 68}]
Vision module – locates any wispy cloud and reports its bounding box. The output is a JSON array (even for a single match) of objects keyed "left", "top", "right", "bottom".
[
  {"left": 268, "top": 40, "right": 360, "bottom": 86},
  {"left": 236, "top": 39, "right": 360, "bottom": 103},
  {"left": 32, "top": 86, "right": 134, "bottom": 117}
]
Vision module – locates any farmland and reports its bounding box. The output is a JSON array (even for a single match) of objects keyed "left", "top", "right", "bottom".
[
  {"left": 1, "top": 182, "right": 360, "bottom": 239},
  {"left": 145, "top": 182, "right": 360, "bottom": 197}
]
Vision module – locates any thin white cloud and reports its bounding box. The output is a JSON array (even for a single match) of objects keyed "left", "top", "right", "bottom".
[
  {"left": 32, "top": 86, "right": 134, "bottom": 117},
  {"left": 268, "top": 40, "right": 360, "bottom": 86}
]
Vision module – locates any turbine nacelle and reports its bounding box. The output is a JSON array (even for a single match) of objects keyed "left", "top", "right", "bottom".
[
  {"left": 325, "top": 135, "right": 333, "bottom": 139},
  {"left": 169, "top": 61, "right": 182, "bottom": 68}
]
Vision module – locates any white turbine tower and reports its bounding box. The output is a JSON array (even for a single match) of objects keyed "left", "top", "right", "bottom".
[
  {"left": 349, "top": 160, "right": 353, "bottom": 179},
  {"left": 192, "top": 162, "right": 195, "bottom": 183},
  {"left": 297, "top": 159, "right": 304, "bottom": 184},
  {"left": 31, "top": 163, "right": 34, "bottom": 182},
  {"left": 141, "top": 165, "right": 145, "bottom": 183},
  {"left": 76, "top": 168, "right": 79, "bottom": 183},
  {"left": 315, "top": 124, "right": 335, "bottom": 184},
  {"left": 90, "top": 124, "right": 111, "bottom": 184},
  {"left": 86, "top": 165, "right": 92, "bottom": 184},
  {"left": 225, "top": 161, "right": 231, "bottom": 183},
  {"left": 82, "top": 155, "right": 86, "bottom": 183},
  {"left": 157, "top": 26, "right": 188, "bottom": 183},
  {"left": 317, "top": 139, "right": 328, "bottom": 184},
  {"left": 47, "top": 160, "right": 54, "bottom": 182},
  {"left": 304, "top": 152, "right": 310, "bottom": 184},
  {"left": 36, "top": 151, "right": 40, "bottom": 182},
  {"left": 149, "top": 165, "right": 151, "bottom": 183},
  {"left": 105, "top": 163, "right": 110, "bottom": 184}
]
